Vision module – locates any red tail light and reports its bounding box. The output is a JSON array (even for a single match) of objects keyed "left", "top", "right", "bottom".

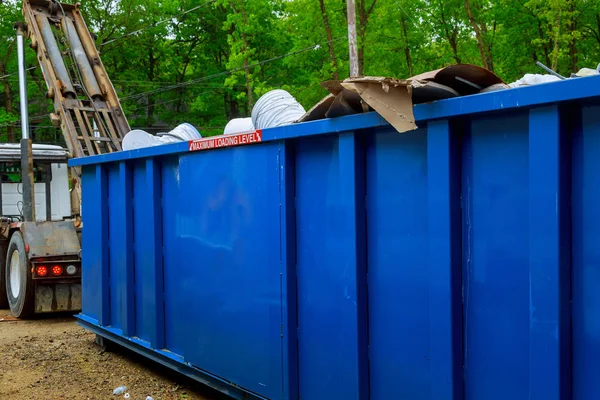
[
  {"left": 36, "top": 266, "right": 48, "bottom": 277},
  {"left": 52, "top": 265, "right": 63, "bottom": 276}
]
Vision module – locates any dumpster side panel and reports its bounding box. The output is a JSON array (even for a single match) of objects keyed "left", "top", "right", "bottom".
[
  {"left": 365, "top": 128, "right": 430, "bottom": 398},
  {"left": 462, "top": 113, "right": 530, "bottom": 400},
  {"left": 81, "top": 165, "right": 105, "bottom": 323},
  {"left": 161, "top": 157, "right": 186, "bottom": 357},
  {"left": 132, "top": 161, "right": 154, "bottom": 345},
  {"left": 108, "top": 165, "right": 124, "bottom": 332},
  {"left": 107, "top": 162, "right": 135, "bottom": 337},
  {"left": 162, "top": 145, "right": 283, "bottom": 398},
  {"left": 572, "top": 104, "right": 600, "bottom": 399},
  {"left": 295, "top": 133, "right": 368, "bottom": 400}
]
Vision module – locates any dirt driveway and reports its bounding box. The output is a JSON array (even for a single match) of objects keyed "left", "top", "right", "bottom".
[{"left": 0, "top": 309, "right": 225, "bottom": 400}]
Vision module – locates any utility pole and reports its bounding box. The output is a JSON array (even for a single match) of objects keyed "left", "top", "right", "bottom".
[{"left": 346, "top": 0, "right": 359, "bottom": 77}]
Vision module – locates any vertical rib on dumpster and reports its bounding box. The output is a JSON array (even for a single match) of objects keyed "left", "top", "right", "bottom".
[
  {"left": 572, "top": 104, "right": 600, "bottom": 399},
  {"left": 462, "top": 113, "right": 530, "bottom": 400},
  {"left": 366, "top": 127, "right": 429, "bottom": 399},
  {"left": 528, "top": 105, "right": 571, "bottom": 400},
  {"left": 295, "top": 132, "right": 368, "bottom": 399},
  {"left": 95, "top": 165, "right": 110, "bottom": 326},
  {"left": 146, "top": 159, "right": 165, "bottom": 350},
  {"left": 427, "top": 119, "right": 463, "bottom": 400},
  {"left": 108, "top": 162, "right": 135, "bottom": 337},
  {"left": 279, "top": 141, "right": 299, "bottom": 400}
]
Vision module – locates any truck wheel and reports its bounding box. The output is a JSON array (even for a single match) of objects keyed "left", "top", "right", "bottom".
[
  {"left": 0, "top": 246, "right": 7, "bottom": 309},
  {"left": 5, "top": 232, "right": 34, "bottom": 318}
]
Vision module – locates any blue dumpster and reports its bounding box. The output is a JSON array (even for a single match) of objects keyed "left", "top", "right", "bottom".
[{"left": 71, "top": 77, "right": 600, "bottom": 400}]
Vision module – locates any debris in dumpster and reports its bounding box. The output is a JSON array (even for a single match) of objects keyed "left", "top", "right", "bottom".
[
  {"left": 509, "top": 74, "right": 562, "bottom": 88},
  {"left": 341, "top": 76, "right": 417, "bottom": 133},
  {"left": 409, "top": 63, "right": 504, "bottom": 96},
  {"left": 572, "top": 67, "right": 600, "bottom": 77},
  {"left": 299, "top": 63, "right": 505, "bottom": 134},
  {"left": 113, "top": 386, "right": 127, "bottom": 395},
  {"left": 122, "top": 123, "right": 201, "bottom": 151},
  {"left": 411, "top": 81, "right": 460, "bottom": 103},
  {"left": 511, "top": 62, "right": 600, "bottom": 87},
  {"left": 224, "top": 117, "right": 255, "bottom": 135},
  {"left": 535, "top": 61, "right": 567, "bottom": 80},
  {"left": 251, "top": 89, "right": 306, "bottom": 129},
  {"left": 480, "top": 83, "right": 511, "bottom": 93},
  {"left": 299, "top": 76, "right": 416, "bottom": 134}
]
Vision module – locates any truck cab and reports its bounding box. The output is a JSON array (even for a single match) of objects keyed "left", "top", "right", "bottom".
[{"left": 0, "top": 144, "right": 81, "bottom": 318}]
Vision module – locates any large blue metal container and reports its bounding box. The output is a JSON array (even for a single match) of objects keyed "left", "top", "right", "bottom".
[{"left": 71, "top": 77, "right": 600, "bottom": 400}]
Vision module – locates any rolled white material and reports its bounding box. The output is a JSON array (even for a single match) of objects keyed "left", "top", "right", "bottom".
[
  {"left": 122, "top": 123, "right": 202, "bottom": 151},
  {"left": 157, "top": 123, "right": 202, "bottom": 142},
  {"left": 122, "top": 129, "right": 161, "bottom": 150},
  {"left": 224, "top": 118, "right": 255, "bottom": 135},
  {"left": 251, "top": 90, "right": 305, "bottom": 129}
]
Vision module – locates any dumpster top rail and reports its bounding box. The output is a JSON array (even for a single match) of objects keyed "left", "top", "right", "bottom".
[{"left": 69, "top": 76, "right": 600, "bottom": 167}]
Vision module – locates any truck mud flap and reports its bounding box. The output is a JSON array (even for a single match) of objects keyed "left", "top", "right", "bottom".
[{"left": 35, "top": 283, "right": 82, "bottom": 313}]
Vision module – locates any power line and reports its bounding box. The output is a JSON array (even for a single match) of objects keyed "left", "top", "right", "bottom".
[
  {"left": 126, "top": 90, "right": 218, "bottom": 114},
  {"left": 0, "top": 113, "right": 50, "bottom": 129},
  {"left": 100, "top": 0, "right": 216, "bottom": 47},
  {"left": 122, "top": 36, "right": 346, "bottom": 101},
  {"left": 0, "top": 66, "right": 38, "bottom": 81}
]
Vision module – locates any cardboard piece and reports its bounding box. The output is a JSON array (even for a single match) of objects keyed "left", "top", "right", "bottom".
[
  {"left": 297, "top": 64, "right": 503, "bottom": 134},
  {"left": 298, "top": 76, "right": 416, "bottom": 133},
  {"left": 341, "top": 77, "right": 417, "bottom": 133},
  {"left": 298, "top": 94, "right": 336, "bottom": 122}
]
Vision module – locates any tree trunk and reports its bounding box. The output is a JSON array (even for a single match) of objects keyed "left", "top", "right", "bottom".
[
  {"left": 0, "top": 43, "right": 15, "bottom": 142},
  {"left": 224, "top": 91, "right": 240, "bottom": 120},
  {"left": 464, "top": 0, "right": 493, "bottom": 70},
  {"left": 536, "top": 20, "right": 552, "bottom": 67},
  {"left": 399, "top": 17, "right": 413, "bottom": 76},
  {"left": 449, "top": 32, "right": 461, "bottom": 63},
  {"left": 356, "top": 0, "right": 377, "bottom": 76},
  {"left": 568, "top": 1, "right": 577, "bottom": 73},
  {"left": 3, "top": 77, "right": 14, "bottom": 143},
  {"left": 238, "top": 0, "right": 254, "bottom": 110},
  {"left": 597, "top": 13, "right": 600, "bottom": 46},
  {"left": 146, "top": 47, "right": 156, "bottom": 127},
  {"left": 439, "top": 4, "right": 460, "bottom": 63},
  {"left": 319, "top": 0, "right": 339, "bottom": 80}
]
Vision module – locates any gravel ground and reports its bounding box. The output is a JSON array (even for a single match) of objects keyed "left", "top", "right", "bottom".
[{"left": 0, "top": 309, "right": 226, "bottom": 400}]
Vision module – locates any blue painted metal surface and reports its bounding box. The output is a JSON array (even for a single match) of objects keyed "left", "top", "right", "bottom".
[{"left": 73, "top": 77, "right": 600, "bottom": 399}]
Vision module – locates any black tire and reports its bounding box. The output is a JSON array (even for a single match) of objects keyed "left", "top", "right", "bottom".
[
  {"left": 0, "top": 243, "right": 7, "bottom": 309},
  {"left": 5, "top": 232, "right": 34, "bottom": 318}
]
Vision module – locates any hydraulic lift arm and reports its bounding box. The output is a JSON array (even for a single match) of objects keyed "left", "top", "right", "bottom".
[{"left": 21, "top": 0, "right": 130, "bottom": 158}]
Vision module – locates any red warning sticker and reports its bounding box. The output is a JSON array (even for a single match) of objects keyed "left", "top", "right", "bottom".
[{"left": 188, "top": 130, "right": 263, "bottom": 152}]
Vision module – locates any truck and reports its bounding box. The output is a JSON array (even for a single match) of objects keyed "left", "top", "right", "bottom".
[
  {"left": 1, "top": 0, "right": 129, "bottom": 317},
  {"left": 0, "top": 143, "right": 81, "bottom": 317}
]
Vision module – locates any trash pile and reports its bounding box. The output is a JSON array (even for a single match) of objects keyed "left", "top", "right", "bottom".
[
  {"left": 509, "top": 64, "right": 600, "bottom": 88},
  {"left": 122, "top": 89, "right": 305, "bottom": 150},
  {"left": 121, "top": 61, "right": 600, "bottom": 150},
  {"left": 122, "top": 123, "right": 202, "bottom": 151}
]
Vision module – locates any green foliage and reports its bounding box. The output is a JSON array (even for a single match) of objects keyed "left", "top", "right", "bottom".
[{"left": 0, "top": 0, "right": 599, "bottom": 142}]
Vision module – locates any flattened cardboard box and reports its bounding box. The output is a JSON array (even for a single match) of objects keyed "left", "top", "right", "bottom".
[
  {"left": 299, "top": 77, "right": 418, "bottom": 134},
  {"left": 341, "top": 77, "right": 417, "bottom": 133},
  {"left": 298, "top": 64, "right": 504, "bottom": 134}
]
